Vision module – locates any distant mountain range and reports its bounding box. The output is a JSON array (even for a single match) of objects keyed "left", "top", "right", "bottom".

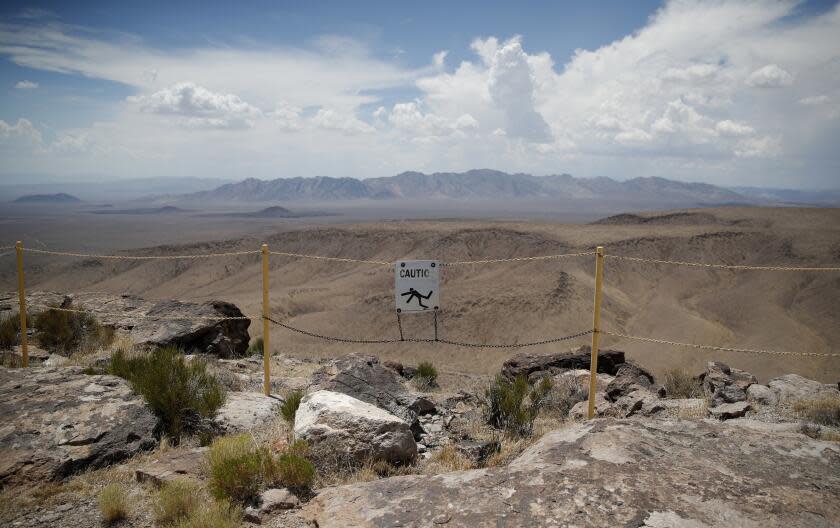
[
  {"left": 183, "top": 169, "right": 753, "bottom": 205},
  {"left": 13, "top": 193, "right": 81, "bottom": 203}
]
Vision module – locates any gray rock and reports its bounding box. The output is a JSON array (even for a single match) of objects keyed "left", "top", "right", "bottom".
[
  {"left": 294, "top": 390, "right": 417, "bottom": 465},
  {"left": 501, "top": 346, "right": 625, "bottom": 382},
  {"left": 303, "top": 418, "right": 840, "bottom": 527},
  {"left": 135, "top": 447, "right": 207, "bottom": 487},
  {"left": 570, "top": 392, "right": 612, "bottom": 419},
  {"left": 605, "top": 362, "right": 657, "bottom": 401},
  {"left": 768, "top": 374, "right": 839, "bottom": 402},
  {"left": 1, "top": 291, "right": 251, "bottom": 358},
  {"left": 746, "top": 384, "right": 778, "bottom": 405},
  {"left": 708, "top": 401, "right": 751, "bottom": 420},
  {"left": 702, "top": 362, "right": 756, "bottom": 407},
  {"left": 612, "top": 389, "right": 665, "bottom": 417},
  {"left": 310, "top": 354, "right": 422, "bottom": 436},
  {"left": 214, "top": 392, "right": 283, "bottom": 434},
  {"left": 0, "top": 366, "right": 157, "bottom": 486},
  {"left": 259, "top": 487, "right": 301, "bottom": 512},
  {"left": 456, "top": 440, "right": 500, "bottom": 464}
]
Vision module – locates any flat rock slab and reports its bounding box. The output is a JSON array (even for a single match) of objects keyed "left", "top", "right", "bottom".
[
  {"left": 0, "top": 366, "right": 157, "bottom": 487},
  {"left": 135, "top": 447, "right": 207, "bottom": 487},
  {"left": 214, "top": 391, "right": 283, "bottom": 433},
  {"left": 304, "top": 418, "right": 840, "bottom": 527}
]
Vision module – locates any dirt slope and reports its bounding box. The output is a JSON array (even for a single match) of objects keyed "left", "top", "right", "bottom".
[{"left": 2, "top": 207, "right": 839, "bottom": 382}]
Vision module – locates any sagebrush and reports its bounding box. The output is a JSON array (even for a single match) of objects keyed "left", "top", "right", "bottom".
[
  {"left": 206, "top": 434, "right": 276, "bottom": 503},
  {"left": 34, "top": 304, "right": 113, "bottom": 354},
  {"left": 275, "top": 439, "right": 315, "bottom": 489},
  {"left": 414, "top": 361, "right": 438, "bottom": 388},
  {"left": 0, "top": 312, "right": 26, "bottom": 350},
  {"left": 484, "top": 375, "right": 552, "bottom": 437},
  {"left": 247, "top": 337, "right": 263, "bottom": 355},
  {"left": 109, "top": 346, "right": 225, "bottom": 439}
]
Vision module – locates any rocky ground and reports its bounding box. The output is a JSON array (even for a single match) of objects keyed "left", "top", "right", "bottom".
[{"left": 1, "top": 297, "right": 839, "bottom": 527}]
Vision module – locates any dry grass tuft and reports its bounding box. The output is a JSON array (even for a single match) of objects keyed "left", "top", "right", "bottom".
[
  {"left": 793, "top": 396, "right": 840, "bottom": 427},
  {"left": 663, "top": 368, "right": 703, "bottom": 398},
  {"left": 153, "top": 479, "right": 203, "bottom": 526},
  {"left": 174, "top": 499, "right": 242, "bottom": 528},
  {"left": 422, "top": 445, "right": 475, "bottom": 474},
  {"left": 98, "top": 483, "right": 130, "bottom": 524}
]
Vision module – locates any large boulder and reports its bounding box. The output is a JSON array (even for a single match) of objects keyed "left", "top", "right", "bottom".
[
  {"left": 0, "top": 366, "right": 157, "bottom": 487},
  {"left": 310, "top": 354, "right": 423, "bottom": 436},
  {"left": 501, "top": 346, "right": 625, "bottom": 382},
  {"left": 0, "top": 292, "right": 251, "bottom": 358},
  {"left": 701, "top": 361, "right": 756, "bottom": 407},
  {"left": 767, "top": 374, "right": 839, "bottom": 402},
  {"left": 303, "top": 418, "right": 840, "bottom": 527},
  {"left": 294, "top": 390, "right": 416, "bottom": 465},
  {"left": 747, "top": 384, "right": 778, "bottom": 406},
  {"left": 708, "top": 401, "right": 751, "bottom": 420}
]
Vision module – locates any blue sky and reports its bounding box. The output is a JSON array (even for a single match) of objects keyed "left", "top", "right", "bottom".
[{"left": 1, "top": 1, "right": 839, "bottom": 187}]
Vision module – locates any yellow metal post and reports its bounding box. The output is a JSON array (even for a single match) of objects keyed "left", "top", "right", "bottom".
[
  {"left": 261, "top": 244, "right": 271, "bottom": 396},
  {"left": 587, "top": 246, "right": 605, "bottom": 419},
  {"left": 15, "top": 241, "right": 29, "bottom": 368}
]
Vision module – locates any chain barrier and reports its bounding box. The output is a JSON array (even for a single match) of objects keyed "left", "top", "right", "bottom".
[
  {"left": 602, "top": 330, "right": 840, "bottom": 358},
  {"left": 23, "top": 304, "right": 253, "bottom": 321},
  {"left": 269, "top": 250, "right": 390, "bottom": 266},
  {"left": 604, "top": 254, "right": 840, "bottom": 272},
  {"left": 267, "top": 315, "right": 592, "bottom": 349},
  {"left": 22, "top": 247, "right": 260, "bottom": 260},
  {"left": 443, "top": 251, "right": 595, "bottom": 266}
]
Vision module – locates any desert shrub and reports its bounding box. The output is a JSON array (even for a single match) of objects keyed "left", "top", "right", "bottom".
[
  {"left": 153, "top": 479, "right": 202, "bottom": 526},
  {"left": 664, "top": 368, "right": 703, "bottom": 398},
  {"left": 275, "top": 440, "right": 315, "bottom": 489},
  {"left": 247, "top": 337, "right": 263, "bottom": 355},
  {"left": 484, "top": 375, "right": 552, "bottom": 437},
  {"left": 543, "top": 374, "right": 587, "bottom": 417},
  {"left": 206, "top": 434, "right": 275, "bottom": 503},
  {"left": 109, "top": 347, "right": 225, "bottom": 439},
  {"left": 98, "top": 483, "right": 130, "bottom": 524},
  {"left": 33, "top": 304, "right": 113, "bottom": 354},
  {"left": 281, "top": 390, "right": 304, "bottom": 424},
  {"left": 0, "top": 312, "right": 27, "bottom": 350},
  {"left": 175, "top": 500, "right": 241, "bottom": 528},
  {"left": 414, "top": 361, "right": 439, "bottom": 388},
  {"left": 793, "top": 396, "right": 840, "bottom": 427}
]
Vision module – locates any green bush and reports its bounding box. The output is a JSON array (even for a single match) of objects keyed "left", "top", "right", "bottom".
[
  {"left": 281, "top": 390, "right": 304, "bottom": 424},
  {"left": 663, "top": 368, "right": 703, "bottom": 398},
  {"left": 109, "top": 347, "right": 225, "bottom": 439},
  {"left": 153, "top": 479, "right": 202, "bottom": 526},
  {"left": 275, "top": 440, "right": 315, "bottom": 489},
  {"left": 0, "top": 312, "right": 26, "bottom": 350},
  {"left": 247, "top": 337, "right": 263, "bottom": 355},
  {"left": 98, "top": 483, "right": 130, "bottom": 524},
  {"left": 414, "top": 361, "right": 439, "bottom": 388},
  {"left": 175, "top": 499, "right": 241, "bottom": 528},
  {"left": 206, "top": 434, "right": 275, "bottom": 503},
  {"left": 484, "top": 375, "right": 552, "bottom": 437},
  {"left": 33, "top": 304, "right": 113, "bottom": 354}
]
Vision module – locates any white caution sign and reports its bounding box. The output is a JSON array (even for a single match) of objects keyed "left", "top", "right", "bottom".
[{"left": 395, "top": 260, "right": 440, "bottom": 313}]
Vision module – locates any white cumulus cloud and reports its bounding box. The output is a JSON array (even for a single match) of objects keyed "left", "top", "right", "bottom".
[
  {"left": 127, "top": 82, "right": 261, "bottom": 129},
  {"left": 746, "top": 64, "right": 794, "bottom": 88},
  {"left": 15, "top": 80, "right": 39, "bottom": 89}
]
